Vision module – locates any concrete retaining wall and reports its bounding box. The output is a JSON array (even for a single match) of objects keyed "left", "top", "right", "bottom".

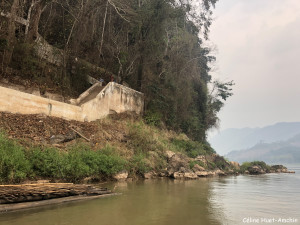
[
  {"left": 81, "top": 82, "right": 144, "bottom": 121},
  {"left": 0, "top": 86, "right": 84, "bottom": 121},
  {"left": 0, "top": 82, "right": 144, "bottom": 122}
]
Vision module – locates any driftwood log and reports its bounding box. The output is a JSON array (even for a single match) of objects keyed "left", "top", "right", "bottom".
[{"left": 0, "top": 183, "right": 111, "bottom": 204}]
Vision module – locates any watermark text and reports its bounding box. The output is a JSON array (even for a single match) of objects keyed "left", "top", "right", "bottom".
[{"left": 242, "top": 217, "right": 298, "bottom": 224}]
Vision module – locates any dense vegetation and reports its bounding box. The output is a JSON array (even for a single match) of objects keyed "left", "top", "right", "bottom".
[
  {"left": 0, "top": 0, "right": 233, "bottom": 142},
  {"left": 0, "top": 116, "right": 218, "bottom": 183},
  {"left": 0, "top": 132, "right": 125, "bottom": 183}
]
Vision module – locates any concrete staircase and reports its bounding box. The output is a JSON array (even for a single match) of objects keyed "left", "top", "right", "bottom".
[{"left": 70, "top": 83, "right": 105, "bottom": 106}]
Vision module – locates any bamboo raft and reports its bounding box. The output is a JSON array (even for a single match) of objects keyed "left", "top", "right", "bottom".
[{"left": 0, "top": 183, "right": 115, "bottom": 212}]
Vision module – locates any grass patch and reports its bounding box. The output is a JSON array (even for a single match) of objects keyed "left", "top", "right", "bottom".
[
  {"left": 171, "top": 138, "right": 215, "bottom": 158},
  {"left": 127, "top": 121, "right": 163, "bottom": 155}
]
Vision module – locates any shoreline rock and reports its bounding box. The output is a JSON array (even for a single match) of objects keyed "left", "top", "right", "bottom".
[
  {"left": 243, "top": 164, "right": 295, "bottom": 175},
  {"left": 113, "top": 171, "right": 129, "bottom": 181},
  {"left": 164, "top": 151, "right": 239, "bottom": 179},
  {"left": 144, "top": 151, "right": 295, "bottom": 179}
]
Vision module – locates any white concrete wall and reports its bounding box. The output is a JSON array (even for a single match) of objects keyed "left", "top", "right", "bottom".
[
  {"left": 0, "top": 86, "right": 85, "bottom": 121},
  {"left": 81, "top": 82, "right": 144, "bottom": 121},
  {"left": 0, "top": 82, "right": 144, "bottom": 122}
]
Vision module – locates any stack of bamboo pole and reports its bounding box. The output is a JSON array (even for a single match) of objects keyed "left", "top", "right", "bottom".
[{"left": 0, "top": 183, "right": 111, "bottom": 204}]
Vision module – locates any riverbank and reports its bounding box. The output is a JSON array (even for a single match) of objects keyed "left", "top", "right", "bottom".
[
  {"left": 0, "top": 111, "right": 221, "bottom": 183},
  {"left": 0, "top": 111, "right": 295, "bottom": 214},
  {"left": 2, "top": 172, "right": 299, "bottom": 225},
  {"left": 0, "top": 112, "right": 294, "bottom": 185}
]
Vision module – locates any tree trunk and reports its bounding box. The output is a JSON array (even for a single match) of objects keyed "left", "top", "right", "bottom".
[
  {"left": 137, "top": 56, "right": 143, "bottom": 91},
  {"left": 25, "top": 1, "right": 35, "bottom": 36},
  {"left": 99, "top": 0, "right": 109, "bottom": 57},
  {"left": 26, "top": 0, "right": 43, "bottom": 42},
  {"left": 3, "top": 0, "right": 19, "bottom": 66}
]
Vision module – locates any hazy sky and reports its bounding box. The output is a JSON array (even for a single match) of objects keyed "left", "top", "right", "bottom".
[{"left": 209, "top": 0, "right": 300, "bottom": 130}]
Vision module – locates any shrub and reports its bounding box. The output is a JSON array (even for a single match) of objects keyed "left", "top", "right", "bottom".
[
  {"left": 127, "top": 122, "right": 160, "bottom": 154},
  {"left": 215, "top": 160, "right": 227, "bottom": 170},
  {"left": 63, "top": 144, "right": 126, "bottom": 181},
  {"left": 144, "top": 111, "right": 162, "bottom": 126},
  {"left": 240, "top": 161, "right": 271, "bottom": 173},
  {"left": 0, "top": 132, "right": 30, "bottom": 183},
  {"left": 202, "top": 141, "right": 216, "bottom": 155},
  {"left": 207, "top": 161, "right": 217, "bottom": 170},
  {"left": 171, "top": 138, "right": 208, "bottom": 158},
  {"left": 27, "top": 147, "right": 65, "bottom": 179},
  {"left": 49, "top": 145, "right": 126, "bottom": 182},
  {"left": 0, "top": 134, "right": 126, "bottom": 183},
  {"left": 189, "top": 161, "right": 206, "bottom": 169},
  {"left": 129, "top": 154, "right": 151, "bottom": 176}
]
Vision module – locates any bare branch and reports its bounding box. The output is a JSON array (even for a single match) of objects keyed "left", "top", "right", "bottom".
[
  {"left": 0, "top": 11, "right": 28, "bottom": 26},
  {"left": 108, "top": 0, "right": 130, "bottom": 22}
]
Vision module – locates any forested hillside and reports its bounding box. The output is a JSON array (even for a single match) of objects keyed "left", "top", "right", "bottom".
[{"left": 0, "top": 0, "right": 232, "bottom": 142}]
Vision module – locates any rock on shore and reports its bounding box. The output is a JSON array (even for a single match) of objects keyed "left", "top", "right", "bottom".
[
  {"left": 144, "top": 151, "right": 237, "bottom": 180},
  {"left": 244, "top": 164, "right": 295, "bottom": 175},
  {"left": 141, "top": 151, "right": 294, "bottom": 179}
]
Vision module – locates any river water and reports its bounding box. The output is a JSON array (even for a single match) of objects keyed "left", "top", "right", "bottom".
[{"left": 1, "top": 165, "right": 299, "bottom": 225}]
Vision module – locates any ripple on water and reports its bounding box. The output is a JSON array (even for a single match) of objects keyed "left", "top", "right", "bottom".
[
  {"left": 0, "top": 168, "right": 299, "bottom": 225},
  {"left": 209, "top": 166, "right": 300, "bottom": 224}
]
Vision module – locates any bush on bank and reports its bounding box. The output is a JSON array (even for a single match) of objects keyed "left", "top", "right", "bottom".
[
  {"left": 0, "top": 132, "right": 31, "bottom": 183},
  {"left": 0, "top": 119, "right": 219, "bottom": 184},
  {"left": 240, "top": 161, "right": 271, "bottom": 173},
  {"left": 0, "top": 132, "right": 126, "bottom": 183}
]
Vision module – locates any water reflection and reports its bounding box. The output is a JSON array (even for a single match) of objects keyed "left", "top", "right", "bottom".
[
  {"left": 209, "top": 166, "right": 300, "bottom": 225},
  {"left": 1, "top": 168, "right": 299, "bottom": 225},
  {"left": 0, "top": 179, "right": 222, "bottom": 225}
]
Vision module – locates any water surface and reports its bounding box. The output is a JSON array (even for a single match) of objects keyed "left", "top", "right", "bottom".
[
  {"left": 209, "top": 165, "right": 300, "bottom": 224},
  {"left": 0, "top": 165, "right": 299, "bottom": 225}
]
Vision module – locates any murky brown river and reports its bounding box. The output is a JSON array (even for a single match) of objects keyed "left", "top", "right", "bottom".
[{"left": 1, "top": 165, "right": 299, "bottom": 225}]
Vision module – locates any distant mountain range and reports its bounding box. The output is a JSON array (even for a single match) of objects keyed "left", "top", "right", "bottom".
[
  {"left": 209, "top": 122, "right": 300, "bottom": 155},
  {"left": 226, "top": 133, "right": 300, "bottom": 164}
]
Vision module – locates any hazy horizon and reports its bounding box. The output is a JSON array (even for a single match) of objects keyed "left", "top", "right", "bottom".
[
  {"left": 214, "top": 121, "right": 300, "bottom": 132},
  {"left": 209, "top": 0, "right": 300, "bottom": 130}
]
